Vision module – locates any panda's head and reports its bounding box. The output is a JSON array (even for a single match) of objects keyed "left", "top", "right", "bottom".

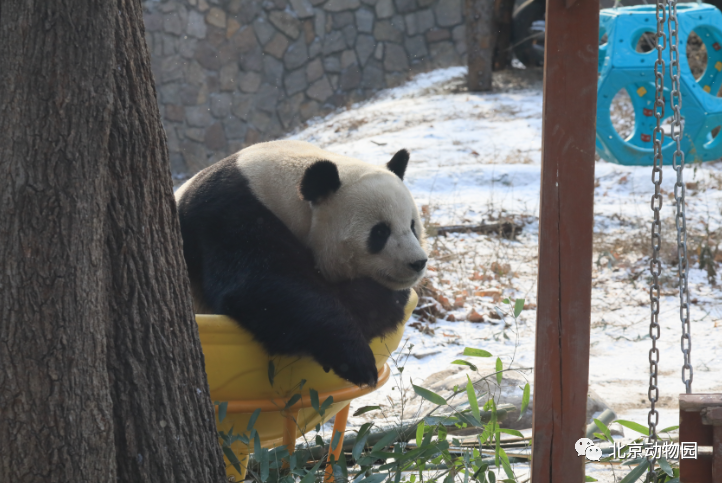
[{"left": 299, "top": 150, "right": 427, "bottom": 290}]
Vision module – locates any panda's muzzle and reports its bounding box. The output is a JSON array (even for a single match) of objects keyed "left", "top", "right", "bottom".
[{"left": 408, "top": 258, "right": 427, "bottom": 272}]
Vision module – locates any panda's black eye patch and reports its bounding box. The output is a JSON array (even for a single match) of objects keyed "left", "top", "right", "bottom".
[{"left": 368, "top": 222, "right": 391, "bottom": 254}]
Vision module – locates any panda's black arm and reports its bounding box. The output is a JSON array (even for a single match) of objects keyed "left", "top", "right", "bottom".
[{"left": 200, "top": 240, "right": 380, "bottom": 387}]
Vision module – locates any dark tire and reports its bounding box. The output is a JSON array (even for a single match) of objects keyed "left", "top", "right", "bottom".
[{"left": 512, "top": 0, "right": 546, "bottom": 67}]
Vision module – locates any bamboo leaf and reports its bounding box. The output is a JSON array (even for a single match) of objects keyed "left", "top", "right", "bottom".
[
  {"left": 452, "top": 359, "right": 478, "bottom": 371},
  {"left": 618, "top": 459, "right": 649, "bottom": 483},
  {"left": 412, "top": 384, "right": 447, "bottom": 405},
  {"left": 331, "top": 430, "right": 342, "bottom": 450},
  {"left": 513, "top": 298, "right": 525, "bottom": 318},
  {"left": 466, "top": 375, "right": 480, "bottom": 422},
  {"left": 585, "top": 477, "right": 598, "bottom": 482},
  {"left": 518, "top": 383, "right": 530, "bottom": 421},
  {"left": 353, "top": 405, "right": 381, "bottom": 417},
  {"left": 247, "top": 408, "right": 261, "bottom": 431},
  {"left": 320, "top": 395, "right": 334, "bottom": 412},
  {"left": 615, "top": 420, "right": 650, "bottom": 436},
  {"left": 222, "top": 445, "right": 243, "bottom": 475},
  {"left": 268, "top": 360, "right": 275, "bottom": 386},
  {"left": 416, "top": 420, "right": 424, "bottom": 448},
  {"left": 463, "top": 348, "right": 492, "bottom": 358},
  {"left": 593, "top": 418, "right": 613, "bottom": 443},
  {"left": 218, "top": 401, "right": 228, "bottom": 423},
  {"left": 495, "top": 358, "right": 503, "bottom": 385},
  {"left": 659, "top": 457, "right": 674, "bottom": 477},
  {"left": 284, "top": 394, "right": 301, "bottom": 410},
  {"left": 310, "top": 389, "right": 320, "bottom": 414},
  {"left": 371, "top": 431, "right": 398, "bottom": 452},
  {"left": 498, "top": 428, "right": 524, "bottom": 438}
]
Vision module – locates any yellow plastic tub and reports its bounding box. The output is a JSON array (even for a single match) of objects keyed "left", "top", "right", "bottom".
[{"left": 197, "top": 289, "right": 418, "bottom": 480}]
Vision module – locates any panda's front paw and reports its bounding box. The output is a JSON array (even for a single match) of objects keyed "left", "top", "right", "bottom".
[{"left": 328, "top": 344, "right": 378, "bottom": 387}]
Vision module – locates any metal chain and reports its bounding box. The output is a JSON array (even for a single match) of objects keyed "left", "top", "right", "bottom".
[
  {"left": 666, "top": 0, "right": 693, "bottom": 394},
  {"left": 647, "top": 2, "right": 667, "bottom": 481}
]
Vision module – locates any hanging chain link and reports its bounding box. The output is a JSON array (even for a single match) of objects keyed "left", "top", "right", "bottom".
[
  {"left": 666, "top": 0, "right": 693, "bottom": 395},
  {"left": 647, "top": 2, "right": 667, "bottom": 481}
]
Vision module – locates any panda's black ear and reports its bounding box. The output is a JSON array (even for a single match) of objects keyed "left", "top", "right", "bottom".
[
  {"left": 386, "top": 149, "right": 409, "bottom": 180},
  {"left": 300, "top": 160, "right": 341, "bottom": 203}
]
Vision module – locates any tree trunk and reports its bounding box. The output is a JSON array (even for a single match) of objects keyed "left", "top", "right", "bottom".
[
  {"left": 492, "top": 0, "right": 516, "bottom": 71},
  {"left": 0, "top": 2, "right": 226, "bottom": 482},
  {"left": 466, "top": 0, "right": 496, "bottom": 91}
]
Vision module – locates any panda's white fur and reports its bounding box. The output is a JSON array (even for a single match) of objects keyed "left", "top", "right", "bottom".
[{"left": 175, "top": 140, "right": 426, "bottom": 386}]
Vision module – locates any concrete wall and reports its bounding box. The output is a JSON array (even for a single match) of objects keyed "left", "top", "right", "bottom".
[{"left": 142, "top": 0, "right": 467, "bottom": 177}]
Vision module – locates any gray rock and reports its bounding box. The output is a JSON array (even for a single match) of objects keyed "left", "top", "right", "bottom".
[
  {"left": 250, "top": 110, "right": 272, "bottom": 131},
  {"left": 179, "top": 37, "right": 198, "bottom": 59},
  {"left": 185, "top": 127, "right": 206, "bottom": 143},
  {"left": 333, "top": 12, "right": 355, "bottom": 28},
  {"left": 232, "top": 93, "right": 254, "bottom": 120},
  {"left": 341, "top": 49, "right": 357, "bottom": 68},
  {"left": 429, "top": 40, "right": 460, "bottom": 67},
  {"left": 253, "top": 17, "right": 277, "bottom": 45},
  {"left": 340, "top": 65, "right": 361, "bottom": 89},
  {"left": 263, "top": 0, "right": 288, "bottom": 10},
  {"left": 205, "top": 122, "right": 227, "bottom": 150},
  {"left": 375, "top": 0, "right": 394, "bottom": 19},
  {"left": 383, "top": 42, "right": 408, "bottom": 71},
  {"left": 145, "top": 12, "right": 163, "bottom": 32},
  {"left": 283, "top": 37, "right": 309, "bottom": 70},
  {"left": 264, "top": 33, "right": 290, "bottom": 58},
  {"left": 181, "top": 141, "right": 209, "bottom": 174},
  {"left": 179, "top": 84, "right": 201, "bottom": 105},
  {"left": 355, "top": 8, "right": 374, "bottom": 33},
  {"left": 285, "top": 67, "right": 308, "bottom": 95},
  {"left": 434, "top": 0, "right": 462, "bottom": 27},
  {"left": 162, "top": 34, "right": 178, "bottom": 56},
  {"left": 324, "top": 0, "right": 361, "bottom": 12},
  {"left": 404, "top": 13, "right": 417, "bottom": 36},
  {"left": 290, "top": 0, "right": 315, "bottom": 18},
  {"left": 161, "top": 56, "right": 184, "bottom": 83},
  {"left": 186, "top": 105, "right": 212, "bottom": 127},
  {"left": 394, "top": 0, "right": 416, "bottom": 13},
  {"left": 165, "top": 104, "right": 186, "bottom": 122},
  {"left": 405, "top": 35, "right": 428, "bottom": 60},
  {"left": 306, "top": 76, "right": 334, "bottom": 101},
  {"left": 300, "top": 100, "right": 320, "bottom": 120},
  {"left": 322, "top": 30, "right": 345, "bottom": 55},
  {"left": 342, "top": 24, "right": 357, "bottom": 47},
  {"left": 170, "top": 152, "right": 187, "bottom": 174},
  {"left": 374, "top": 41, "right": 384, "bottom": 60},
  {"left": 308, "top": 38, "right": 322, "bottom": 58},
  {"left": 262, "top": 56, "right": 284, "bottom": 87},
  {"left": 164, "top": 12, "right": 183, "bottom": 35},
  {"left": 224, "top": 118, "right": 249, "bottom": 141},
  {"left": 210, "top": 92, "right": 232, "bottom": 118},
  {"left": 418, "top": 0, "right": 434, "bottom": 6},
  {"left": 360, "top": 0, "right": 378, "bottom": 4},
  {"left": 240, "top": 46, "right": 263, "bottom": 72},
  {"left": 356, "top": 34, "right": 375, "bottom": 66},
  {"left": 232, "top": 26, "right": 259, "bottom": 53},
  {"left": 417, "top": 8, "right": 435, "bottom": 32},
  {"left": 314, "top": 9, "right": 326, "bottom": 38},
  {"left": 426, "top": 28, "right": 450, "bottom": 42},
  {"left": 188, "top": 10, "right": 208, "bottom": 38},
  {"left": 205, "top": 7, "right": 226, "bottom": 29},
  {"left": 254, "top": 83, "right": 283, "bottom": 113},
  {"left": 269, "top": 10, "right": 301, "bottom": 39},
  {"left": 328, "top": 74, "right": 339, "bottom": 90},
  {"left": 194, "top": 41, "right": 221, "bottom": 70},
  {"left": 220, "top": 63, "right": 239, "bottom": 91},
  {"left": 361, "top": 61, "right": 385, "bottom": 89},
  {"left": 306, "top": 58, "right": 324, "bottom": 82},
  {"left": 323, "top": 55, "right": 341, "bottom": 73},
  {"left": 452, "top": 25, "right": 466, "bottom": 55},
  {"left": 374, "top": 20, "right": 403, "bottom": 43},
  {"left": 165, "top": 124, "right": 181, "bottom": 153},
  {"left": 238, "top": 71, "right": 263, "bottom": 92},
  {"left": 277, "top": 92, "right": 305, "bottom": 129},
  {"left": 309, "top": 0, "right": 326, "bottom": 5},
  {"left": 185, "top": 61, "right": 205, "bottom": 86},
  {"left": 303, "top": 18, "right": 316, "bottom": 43}
]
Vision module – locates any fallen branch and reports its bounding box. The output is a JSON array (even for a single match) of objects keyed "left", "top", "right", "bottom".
[{"left": 427, "top": 222, "right": 523, "bottom": 240}]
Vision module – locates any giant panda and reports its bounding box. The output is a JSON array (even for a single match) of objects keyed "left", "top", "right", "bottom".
[{"left": 175, "top": 140, "right": 427, "bottom": 387}]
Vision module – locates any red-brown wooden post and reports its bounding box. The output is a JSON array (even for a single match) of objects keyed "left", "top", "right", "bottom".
[{"left": 531, "top": 0, "right": 599, "bottom": 482}]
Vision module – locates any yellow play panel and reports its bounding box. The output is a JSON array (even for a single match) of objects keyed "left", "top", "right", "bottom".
[{"left": 197, "top": 289, "right": 418, "bottom": 481}]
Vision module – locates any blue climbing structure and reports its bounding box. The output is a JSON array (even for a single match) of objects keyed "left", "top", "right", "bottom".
[{"left": 596, "top": 3, "right": 722, "bottom": 166}]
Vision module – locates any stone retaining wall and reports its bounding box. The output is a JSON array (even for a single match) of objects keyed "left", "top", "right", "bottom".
[{"left": 142, "top": 0, "right": 466, "bottom": 177}]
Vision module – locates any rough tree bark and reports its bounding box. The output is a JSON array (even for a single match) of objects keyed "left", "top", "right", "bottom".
[
  {"left": 492, "top": 0, "right": 516, "bottom": 71},
  {"left": 466, "top": 0, "right": 496, "bottom": 91},
  {"left": 0, "top": 2, "right": 226, "bottom": 482}
]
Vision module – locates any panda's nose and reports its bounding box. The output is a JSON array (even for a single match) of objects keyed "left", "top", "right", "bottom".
[{"left": 409, "top": 259, "right": 427, "bottom": 272}]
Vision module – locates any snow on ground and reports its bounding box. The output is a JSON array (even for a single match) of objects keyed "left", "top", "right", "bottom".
[{"left": 288, "top": 66, "right": 722, "bottom": 482}]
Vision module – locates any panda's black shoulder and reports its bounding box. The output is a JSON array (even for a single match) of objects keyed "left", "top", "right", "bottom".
[{"left": 177, "top": 155, "right": 250, "bottom": 217}]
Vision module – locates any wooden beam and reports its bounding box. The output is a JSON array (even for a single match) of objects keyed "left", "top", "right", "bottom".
[{"left": 530, "top": 0, "right": 599, "bottom": 482}]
